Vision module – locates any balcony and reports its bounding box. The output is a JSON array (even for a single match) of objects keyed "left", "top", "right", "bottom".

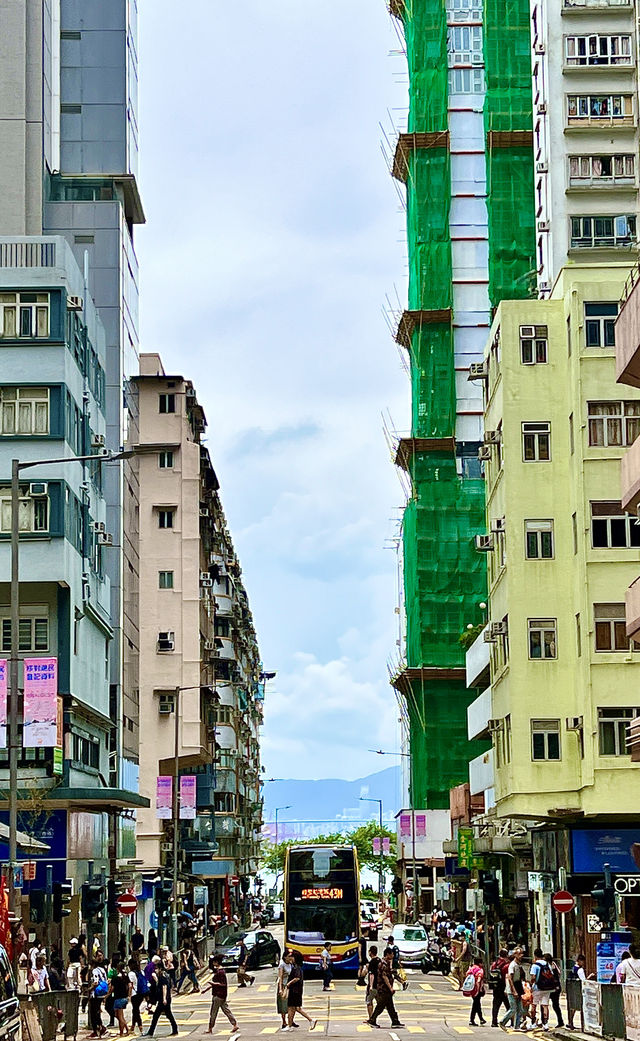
[
  {"left": 467, "top": 687, "right": 492, "bottom": 741},
  {"left": 563, "top": 0, "right": 632, "bottom": 8},
  {"left": 616, "top": 269, "right": 640, "bottom": 389},
  {"left": 466, "top": 626, "right": 490, "bottom": 688},
  {"left": 625, "top": 575, "right": 640, "bottom": 639},
  {"left": 469, "top": 748, "right": 495, "bottom": 797},
  {"left": 621, "top": 435, "right": 640, "bottom": 512}
]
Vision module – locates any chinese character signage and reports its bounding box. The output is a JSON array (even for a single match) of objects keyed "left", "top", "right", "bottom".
[
  {"left": 23, "top": 657, "right": 57, "bottom": 747},
  {"left": 458, "top": 827, "right": 474, "bottom": 868},
  {"left": 415, "top": 813, "right": 426, "bottom": 837},
  {"left": 382, "top": 837, "right": 390, "bottom": 855},
  {"left": 372, "top": 837, "right": 381, "bottom": 855},
  {"left": 179, "top": 776, "right": 196, "bottom": 819},
  {"left": 399, "top": 813, "right": 412, "bottom": 838},
  {"left": 156, "top": 776, "right": 172, "bottom": 819},
  {"left": 0, "top": 660, "right": 6, "bottom": 749}
]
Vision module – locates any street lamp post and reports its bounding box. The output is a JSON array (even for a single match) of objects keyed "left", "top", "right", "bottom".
[
  {"left": 360, "top": 797, "right": 384, "bottom": 906},
  {"left": 274, "top": 805, "right": 292, "bottom": 847}
]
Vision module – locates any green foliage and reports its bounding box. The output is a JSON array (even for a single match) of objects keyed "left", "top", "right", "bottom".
[{"left": 260, "top": 822, "right": 397, "bottom": 877}]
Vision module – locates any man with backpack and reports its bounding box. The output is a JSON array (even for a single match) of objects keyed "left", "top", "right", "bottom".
[
  {"left": 499, "top": 946, "right": 526, "bottom": 1032},
  {"left": 489, "top": 949, "right": 510, "bottom": 1027},
  {"left": 530, "top": 947, "right": 555, "bottom": 1030}
]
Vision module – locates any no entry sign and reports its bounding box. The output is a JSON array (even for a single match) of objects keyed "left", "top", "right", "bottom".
[
  {"left": 552, "top": 890, "right": 575, "bottom": 914},
  {"left": 116, "top": 892, "right": 138, "bottom": 915}
]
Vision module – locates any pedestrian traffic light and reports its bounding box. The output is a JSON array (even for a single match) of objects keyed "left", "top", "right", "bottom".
[
  {"left": 53, "top": 880, "right": 73, "bottom": 922},
  {"left": 591, "top": 878, "right": 615, "bottom": 925},
  {"left": 391, "top": 876, "right": 403, "bottom": 896},
  {"left": 154, "top": 879, "right": 173, "bottom": 918},
  {"left": 482, "top": 874, "right": 500, "bottom": 907},
  {"left": 29, "top": 889, "right": 46, "bottom": 924},
  {"left": 81, "top": 881, "right": 105, "bottom": 921}
]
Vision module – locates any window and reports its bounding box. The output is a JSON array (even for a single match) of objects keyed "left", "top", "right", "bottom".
[
  {"left": 158, "top": 570, "right": 174, "bottom": 589},
  {"left": 448, "top": 67, "right": 484, "bottom": 93},
  {"left": 567, "top": 94, "right": 634, "bottom": 122},
  {"left": 588, "top": 401, "right": 640, "bottom": 447},
  {"left": 576, "top": 613, "right": 582, "bottom": 656},
  {"left": 0, "top": 615, "right": 48, "bottom": 652},
  {"left": 72, "top": 733, "right": 99, "bottom": 769},
  {"left": 591, "top": 501, "right": 640, "bottom": 548},
  {"left": 585, "top": 302, "right": 618, "bottom": 347},
  {"left": 0, "top": 492, "right": 48, "bottom": 533},
  {"left": 520, "top": 325, "right": 548, "bottom": 365},
  {"left": 569, "top": 412, "right": 574, "bottom": 454},
  {"left": 595, "top": 603, "right": 634, "bottom": 651},
  {"left": 572, "top": 512, "right": 578, "bottom": 554},
  {"left": 568, "top": 154, "right": 635, "bottom": 187},
  {"left": 213, "top": 704, "right": 234, "bottom": 726},
  {"left": 158, "top": 510, "right": 174, "bottom": 529},
  {"left": 446, "top": 0, "right": 482, "bottom": 20},
  {"left": 598, "top": 707, "right": 640, "bottom": 756},
  {"left": 447, "top": 25, "right": 483, "bottom": 66},
  {"left": 158, "top": 393, "right": 175, "bottom": 414},
  {"left": 525, "top": 520, "right": 554, "bottom": 558},
  {"left": 0, "top": 388, "right": 49, "bottom": 435},
  {"left": 528, "top": 618, "right": 557, "bottom": 659},
  {"left": 522, "top": 422, "right": 551, "bottom": 460},
  {"left": 570, "top": 215, "right": 636, "bottom": 249},
  {"left": 0, "top": 292, "right": 49, "bottom": 339},
  {"left": 158, "top": 451, "right": 174, "bottom": 469},
  {"left": 531, "top": 719, "right": 561, "bottom": 761},
  {"left": 565, "top": 34, "right": 632, "bottom": 66}
]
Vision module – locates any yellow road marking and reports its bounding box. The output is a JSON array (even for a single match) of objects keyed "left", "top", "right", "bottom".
[
  {"left": 258, "top": 984, "right": 269, "bottom": 992},
  {"left": 261, "top": 1029, "right": 279, "bottom": 1034},
  {"left": 454, "top": 1029, "right": 474, "bottom": 1035},
  {"left": 357, "top": 1026, "right": 371, "bottom": 1033},
  {"left": 419, "top": 983, "right": 433, "bottom": 991},
  {"left": 407, "top": 1027, "right": 425, "bottom": 1033}
]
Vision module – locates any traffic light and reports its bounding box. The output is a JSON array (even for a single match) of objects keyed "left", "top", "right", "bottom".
[
  {"left": 391, "top": 876, "right": 403, "bottom": 896},
  {"left": 154, "top": 880, "right": 173, "bottom": 918},
  {"left": 81, "top": 882, "right": 105, "bottom": 921},
  {"left": 53, "top": 881, "right": 73, "bottom": 922},
  {"left": 482, "top": 874, "right": 500, "bottom": 907},
  {"left": 107, "top": 879, "right": 117, "bottom": 914},
  {"left": 591, "top": 878, "right": 615, "bottom": 925},
  {"left": 29, "top": 890, "right": 46, "bottom": 924}
]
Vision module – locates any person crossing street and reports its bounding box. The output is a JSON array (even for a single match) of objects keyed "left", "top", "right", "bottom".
[
  {"left": 366, "top": 948, "right": 405, "bottom": 1028},
  {"left": 203, "top": 955, "right": 239, "bottom": 1037}
]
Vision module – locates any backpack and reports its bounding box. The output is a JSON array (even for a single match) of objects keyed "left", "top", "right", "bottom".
[
  {"left": 536, "top": 964, "right": 557, "bottom": 991},
  {"left": 462, "top": 971, "right": 477, "bottom": 996},
  {"left": 137, "top": 972, "right": 149, "bottom": 995},
  {"left": 489, "top": 963, "right": 503, "bottom": 988}
]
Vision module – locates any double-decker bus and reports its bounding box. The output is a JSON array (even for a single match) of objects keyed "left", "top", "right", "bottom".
[{"left": 284, "top": 844, "right": 360, "bottom": 972}]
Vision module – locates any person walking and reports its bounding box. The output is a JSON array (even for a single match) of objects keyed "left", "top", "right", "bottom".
[
  {"left": 499, "top": 946, "right": 526, "bottom": 1032},
  {"left": 320, "top": 943, "right": 333, "bottom": 992},
  {"left": 490, "top": 949, "right": 510, "bottom": 1027},
  {"left": 284, "top": 951, "right": 317, "bottom": 1031},
  {"left": 145, "top": 963, "right": 178, "bottom": 1037},
  {"left": 162, "top": 946, "right": 177, "bottom": 989},
  {"left": 619, "top": 945, "right": 640, "bottom": 985},
  {"left": 203, "top": 955, "right": 239, "bottom": 1036},
  {"left": 236, "top": 938, "right": 255, "bottom": 988},
  {"left": 365, "top": 946, "right": 380, "bottom": 1023},
  {"left": 106, "top": 953, "right": 120, "bottom": 1026},
  {"left": 452, "top": 927, "right": 471, "bottom": 991},
  {"left": 88, "top": 955, "right": 109, "bottom": 1039},
  {"left": 175, "top": 943, "right": 200, "bottom": 994},
  {"left": 615, "top": 951, "right": 631, "bottom": 983},
  {"left": 366, "top": 948, "right": 405, "bottom": 1029},
  {"left": 109, "top": 963, "right": 132, "bottom": 1037},
  {"left": 147, "top": 929, "right": 158, "bottom": 959},
  {"left": 277, "top": 950, "right": 293, "bottom": 1028},
  {"left": 130, "top": 928, "right": 145, "bottom": 959},
  {"left": 128, "top": 959, "right": 145, "bottom": 1035},
  {"left": 544, "top": 953, "right": 564, "bottom": 1028},
  {"left": 466, "top": 957, "right": 486, "bottom": 1026}
]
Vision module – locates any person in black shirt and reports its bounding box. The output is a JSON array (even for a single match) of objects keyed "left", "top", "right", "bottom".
[
  {"left": 366, "top": 947, "right": 380, "bottom": 1021},
  {"left": 130, "top": 928, "right": 145, "bottom": 958},
  {"left": 145, "top": 968, "right": 178, "bottom": 1037},
  {"left": 109, "top": 963, "right": 132, "bottom": 1037}
]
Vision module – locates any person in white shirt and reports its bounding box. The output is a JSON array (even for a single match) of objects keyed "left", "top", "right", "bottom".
[{"left": 619, "top": 945, "right": 640, "bottom": 986}]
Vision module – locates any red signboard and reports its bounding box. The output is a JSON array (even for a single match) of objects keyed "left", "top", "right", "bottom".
[
  {"left": 116, "top": 893, "right": 137, "bottom": 915},
  {"left": 552, "top": 890, "right": 575, "bottom": 914}
]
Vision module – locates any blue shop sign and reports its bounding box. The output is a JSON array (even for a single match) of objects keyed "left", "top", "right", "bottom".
[{"left": 571, "top": 828, "right": 640, "bottom": 874}]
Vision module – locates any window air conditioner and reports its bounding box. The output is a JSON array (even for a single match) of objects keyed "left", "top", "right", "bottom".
[
  {"left": 97, "top": 532, "right": 113, "bottom": 546},
  {"left": 478, "top": 445, "right": 492, "bottom": 461},
  {"left": 158, "top": 702, "right": 173, "bottom": 716},
  {"left": 91, "top": 520, "right": 106, "bottom": 533},
  {"left": 67, "top": 295, "right": 83, "bottom": 311},
  {"left": 204, "top": 640, "right": 215, "bottom": 652},
  {"left": 475, "top": 534, "right": 494, "bottom": 552},
  {"left": 534, "top": 41, "right": 545, "bottom": 55},
  {"left": 537, "top": 103, "right": 547, "bottom": 114},
  {"left": 539, "top": 281, "right": 551, "bottom": 293},
  {"left": 468, "top": 362, "right": 488, "bottom": 381},
  {"left": 484, "top": 430, "right": 501, "bottom": 445},
  {"left": 483, "top": 629, "right": 497, "bottom": 644},
  {"left": 157, "top": 631, "right": 175, "bottom": 652},
  {"left": 490, "top": 621, "right": 508, "bottom": 637},
  {"left": 161, "top": 842, "right": 173, "bottom": 852},
  {"left": 91, "top": 434, "right": 106, "bottom": 448},
  {"left": 29, "top": 482, "right": 48, "bottom": 497},
  {"left": 538, "top": 220, "right": 550, "bottom": 232},
  {"left": 491, "top": 517, "right": 506, "bottom": 533},
  {"left": 199, "top": 508, "right": 209, "bottom": 517},
  {"left": 536, "top": 162, "right": 548, "bottom": 174},
  {"left": 566, "top": 716, "right": 583, "bottom": 731}
]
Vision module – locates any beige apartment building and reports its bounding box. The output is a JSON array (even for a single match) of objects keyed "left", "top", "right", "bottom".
[{"left": 131, "top": 354, "right": 264, "bottom": 922}]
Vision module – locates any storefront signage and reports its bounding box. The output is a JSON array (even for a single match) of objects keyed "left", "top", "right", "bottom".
[
  {"left": 571, "top": 828, "right": 640, "bottom": 874},
  {"left": 458, "top": 828, "right": 474, "bottom": 867},
  {"left": 23, "top": 657, "right": 57, "bottom": 747},
  {"left": 614, "top": 875, "right": 640, "bottom": 895}
]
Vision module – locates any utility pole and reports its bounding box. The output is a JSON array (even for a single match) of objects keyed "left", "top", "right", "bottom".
[{"left": 360, "top": 797, "right": 384, "bottom": 906}]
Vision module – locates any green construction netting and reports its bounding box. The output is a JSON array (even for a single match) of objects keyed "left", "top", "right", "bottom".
[
  {"left": 486, "top": 148, "right": 536, "bottom": 305},
  {"left": 407, "top": 679, "right": 490, "bottom": 810},
  {"left": 484, "top": 0, "right": 533, "bottom": 131},
  {"left": 406, "top": 149, "right": 452, "bottom": 313},
  {"left": 410, "top": 323, "right": 455, "bottom": 439},
  {"left": 403, "top": 0, "right": 448, "bottom": 133},
  {"left": 403, "top": 454, "right": 486, "bottom": 670}
]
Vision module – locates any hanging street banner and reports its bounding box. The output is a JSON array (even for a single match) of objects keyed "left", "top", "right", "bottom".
[
  {"left": 415, "top": 813, "right": 426, "bottom": 837},
  {"left": 399, "top": 813, "right": 412, "bottom": 838},
  {"left": 458, "top": 827, "right": 474, "bottom": 868},
  {"left": 179, "top": 776, "right": 196, "bottom": 819},
  {"left": 23, "top": 658, "right": 57, "bottom": 747},
  {"left": 383, "top": 837, "right": 390, "bottom": 855},
  {"left": 156, "top": 776, "right": 173, "bottom": 819},
  {"left": 0, "top": 660, "right": 6, "bottom": 749}
]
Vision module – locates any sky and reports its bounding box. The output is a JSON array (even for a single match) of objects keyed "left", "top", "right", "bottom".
[{"left": 136, "top": 2, "right": 410, "bottom": 783}]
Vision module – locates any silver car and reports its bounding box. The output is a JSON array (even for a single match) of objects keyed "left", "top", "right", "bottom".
[{"left": 388, "top": 924, "right": 431, "bottom": 967}]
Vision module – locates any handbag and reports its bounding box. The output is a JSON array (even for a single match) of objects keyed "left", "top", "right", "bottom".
[{"left": 95, "top": 978, "right": 108, "bottom": 997}]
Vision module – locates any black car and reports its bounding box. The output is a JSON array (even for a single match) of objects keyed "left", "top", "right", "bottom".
[{"left": 215, "top": 929, "right": 281, "bottom": 969}]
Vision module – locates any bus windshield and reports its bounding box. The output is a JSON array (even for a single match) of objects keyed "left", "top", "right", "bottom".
[{"left": 286, "top": 846, "right": 359, "bottom": 946}]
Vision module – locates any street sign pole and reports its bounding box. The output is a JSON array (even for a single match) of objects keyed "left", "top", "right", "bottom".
[{"left": 559, "top": 868, "right": 567, "bottom": 987}]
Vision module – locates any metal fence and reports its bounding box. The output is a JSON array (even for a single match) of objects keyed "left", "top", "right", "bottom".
[{"left": 20, "top": 989, "right": 80, "bottom": 1041}]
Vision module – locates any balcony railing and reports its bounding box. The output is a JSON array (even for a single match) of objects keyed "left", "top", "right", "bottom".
[{"left": 563, "top": 0, "right": 632, "bottom": 8}]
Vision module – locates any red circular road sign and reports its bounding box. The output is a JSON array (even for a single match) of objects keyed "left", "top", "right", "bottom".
[
  {"left": 116, "top": 893, "right": 138, "bottom": 915},
  {"left": 229, "top": 876, "right": 240, "bottom": 886},
  {"left": 552, "top": 890, "right": 575, "bottom": 914}
]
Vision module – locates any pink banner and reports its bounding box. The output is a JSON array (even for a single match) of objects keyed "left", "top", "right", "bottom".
[
  {"left": 382, "top": 837, "right": 390, "bottom": 855},
  {"left": 23, "top": 658, "right": 57, "bottom": 747},
  {"left": 180, "top": 776, "right": 196, "bottom": 820},
  {"left": 399, "top": 813, "right": 412, "bottom": 838},
  {"left": 372, "top": 837, "right": 381, "bottom": 855},
  {"left": 415, "top": 813, "right": 427, "bottom": 837},
  {"left": 156, "top": 776, "right": 173, "bottom": 819},
  {"left": 0, "top": 660, "right": 6, "bottom": 749}
]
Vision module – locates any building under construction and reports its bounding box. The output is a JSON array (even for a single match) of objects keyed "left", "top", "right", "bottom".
[{"left": 390, "top": 0, "right": 535, "bottom": 812}]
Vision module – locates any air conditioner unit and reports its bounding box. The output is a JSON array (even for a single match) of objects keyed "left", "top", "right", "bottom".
[
  {"left": 478, "top": 445, "right": 492, "bottom": 461},
  {"left": 157, "top": 631, "right": 175, "bottom": 652},
  {"left": 538, "top": 220, "right": 550, "bottom": 232},
  {"left": 566, "top": 716, "right": 583, "bottom": 731},
  {"left": 491, "top": 517, "right": 506, "bottom": 533},
  {"left": 483, "top": 629, "right": 497, "bottom": 644},
  {"left": 468, "top": 362, "right": 488, "bottom": 381},
  {"left": 484, "top": 430, "right": 501, "bottom": 445},
  {"left": 536, "top": 162, "right": 548, "bottom": 174},
  {"left": 97, "top": 532, "right": 113, "bottom": 546},
  {"left": 67, "top": 295, "right": 83, "bottom": 311},
  {"left": 91, "top": 520, "right": 106, "bottom": 533},
  {"left": 186, "top": 386, "right": 196, "bottom": 399},
  {"left": 534, "top": 41, "right": 545, "bottom": 55},
  {"left": 199, "top": 508, "right": 209, "bottom": 517},
  {"left": 91, "top": 434, "right": 106, "bottom": 448},
  {"left": 204, "top": 640, "right": 215, "bottom": 652},
  {"left": 490, "top": 621, "right": 508, "bottom": 637},
  {"left": 475, "top": 534, "right": 494, "bottom": 552},
  {"left": 161, "top": 842, "right": 173, "bottom": 852},
  {"left": 539, "top": 281, "right": 551, "bottom": 293},
  {"left": 537, "top": 102, "right": 547, "bottom": 114},
  {"left": 158, "top": 702, "right": 173, "bottom": 716},
  {"left": 29, "top": 482, "right": 47, "bottom": 497},
  {"left": 520, "top": 325, "right": 535, "bottom": 338},
  {"left": 200, "top": 571, "right": 212, "bottom": 583}
]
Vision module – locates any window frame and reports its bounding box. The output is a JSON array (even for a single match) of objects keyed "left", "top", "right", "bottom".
[
  {"left": 158, "top": 450, "right": 174, "bottom": 469},
  {"left": 568, "top": 154, "right": 635, "bottom": 187},
  {"left": 0, "top": 492, "right": 49, "bottom": 534},
  {"left": 528, "top": 618, "right": 558, "bottom": 659},
  {"left": 531, "top": 719, "right": 561, "bottom": 761},
  {"left": 566, "top": 93, "right": 634, "bottom": 124},
  {"left": 594, "top": 602, "right": 636, "bottom": 652},
  {"left": 591, "top": 501, "right": 640, "bottom": 548},
  {"left": 598, "top": 707, "right": 640, "bottom": 756},
  {"left": 0, "top": 292, "right": 50, "bottom": 340},
  {"left": 585, "top": 302, "right": 618, "bottom": 347},
  {"left": 157, "top": 509, "right": 175, "bottom": 530},
  {"left": 570, "top": 215, "right": 636, "bottom": 249},
  {"left": 520, "top": 326, "right": 548, "bottom": 365},
  {"left": 588, "top": 400, "right": 640, "bottom": 447},
  {"left": 158, "top": 393, "right": 176, "bottom": 414},
  {"left": 564, "top": 34, "right": 632, "bottom": 67},
  {"left": 0, "top": 611, "right": 49, "bottom": 653},
  {"left": 525, "top": 519, "right": 554, "bottom": 559},
  {"left": 158, "top": 570, "right": 174, "bottom": 589},
  {"left": 522, "top": 421, "right": 551, "bottom": 461},
  {"left": 0, "top": 387, "right": 50, "bottom": 436}
]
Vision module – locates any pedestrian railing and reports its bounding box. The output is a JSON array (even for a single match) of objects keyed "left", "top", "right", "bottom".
[
  {"left": 568, "top": 978, "right": 640, "bottom": 1040},
  {"left": 20, "top": 990, "right": 79, "bottom": 1041}
]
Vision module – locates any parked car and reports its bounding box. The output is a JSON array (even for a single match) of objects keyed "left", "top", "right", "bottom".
[
  {"left": 360, "top": 911, "right": 379, "bottom": 941},
  {"left": 215, "top": 929, "right": 281, "bottom": 969},
  {"left": 388, "top": 924, "right": 431, "bottom": 967}
]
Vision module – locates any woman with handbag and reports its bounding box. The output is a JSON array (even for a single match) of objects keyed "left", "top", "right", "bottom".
[{"left": 88, "top": 955, "right": 109, "bottom": 1039}]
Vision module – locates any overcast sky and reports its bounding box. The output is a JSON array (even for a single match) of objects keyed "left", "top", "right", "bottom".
[{"left": 136, "top": 2, "right": 409, "bottom": 782}]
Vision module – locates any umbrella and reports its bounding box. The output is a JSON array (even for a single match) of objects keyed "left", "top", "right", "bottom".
[{"left": 178, "top": 910, "right": 194, "bottom": 920}]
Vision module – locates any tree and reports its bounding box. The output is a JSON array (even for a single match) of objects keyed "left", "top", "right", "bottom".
[{"left": 260, "top": 823, "right": 397, "bottom": 877}]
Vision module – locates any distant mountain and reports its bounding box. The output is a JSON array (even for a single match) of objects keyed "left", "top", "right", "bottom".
[{"left": 262, "top": 766, "right": 402, "bottom": 841}]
